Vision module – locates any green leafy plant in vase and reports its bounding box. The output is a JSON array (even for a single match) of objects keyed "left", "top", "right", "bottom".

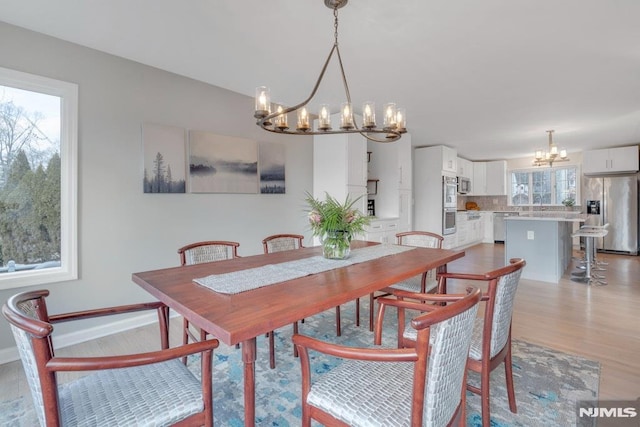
[{"left": 306, "top": 192, "right": 371, "bottom": 259}]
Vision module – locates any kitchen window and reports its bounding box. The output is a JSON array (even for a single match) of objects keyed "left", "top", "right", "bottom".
[
  {"left": 509, "top": 166, "right": 579, "bottom": 206},
  {"left": 0, "top": 67, "right": 78, "bottom": 289}
]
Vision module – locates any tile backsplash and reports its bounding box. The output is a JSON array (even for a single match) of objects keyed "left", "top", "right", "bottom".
[
  {"left": 458, "top": 195, "right": 509, "bottom": 211},
  {"left": 459, "top": 195, "right": 581, "bottom": 212}
]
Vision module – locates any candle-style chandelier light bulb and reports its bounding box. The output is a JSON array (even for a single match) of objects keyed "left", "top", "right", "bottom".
[{"left": 253, "top": 0, "right": 406, "bottom": 143}]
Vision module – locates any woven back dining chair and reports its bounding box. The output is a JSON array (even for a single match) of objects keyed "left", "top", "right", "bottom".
[
  {"left": 375, "top": 257, "right": 527, "bottom": 426},
  {"left": 2, "top": 289, "right": 216, "bottom": 427},
  {"left": 368, "top": 231, "right": 444, "bottom": 332},
  {"left": 262, "top": 233, "right": 354, "bottom": 350},
  {"left": 261, "top": 234, "right": 307, "bottom": 366},
  {"left": 178, "top": 241, "right": 256, "bottom": 364},
  {"left": 293, "top": 287, "right": 482, "bottom": 426},
  {"left": 178, "top": 240, "right": 240, "bottom": 266},
  {"left": 262, "top": 233, "right": 305, "bottom": 253}
]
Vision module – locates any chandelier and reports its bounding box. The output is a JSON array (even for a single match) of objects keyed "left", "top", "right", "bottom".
[
  {"left": 253, "top": 0, "right": 406, "bottom": 143},
  {"left": 532, "top": 130, "right": 569, "bottom": 167}
]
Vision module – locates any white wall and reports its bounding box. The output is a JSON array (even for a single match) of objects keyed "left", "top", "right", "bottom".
[{"left": 0, "top": 22, "right": 314, "bottom": 358}]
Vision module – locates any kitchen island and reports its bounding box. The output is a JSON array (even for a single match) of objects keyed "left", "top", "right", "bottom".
[{"left": 505, "top": 213, "right": 587, "bottom": 283}]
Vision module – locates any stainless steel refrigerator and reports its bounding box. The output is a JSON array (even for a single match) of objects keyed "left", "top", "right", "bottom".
[{"left": 583, "top": 174, "right": 639, "bottom": 255}]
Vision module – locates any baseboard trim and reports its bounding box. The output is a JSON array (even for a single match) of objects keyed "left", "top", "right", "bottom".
[{"left": 0, "top": 311, "right": 180, "bottom": 365}]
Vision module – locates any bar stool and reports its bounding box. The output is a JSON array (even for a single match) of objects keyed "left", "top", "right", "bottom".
[
  {"left": 580, "top": 223, "right": 609, "bottom": 271},
  {"left": 571, "top": 227, "right": 609, "bottom": 286}
]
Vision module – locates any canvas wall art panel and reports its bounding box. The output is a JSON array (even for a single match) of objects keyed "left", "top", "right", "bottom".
[
  {"left": 259, "top": 143, "right": 286, "bottom": 194},
  {"left": 188, "top": 131, "right": 258, "bottom": 193},
  {"left": 142, "top": 123, "right": 186, "bottom": 193}
]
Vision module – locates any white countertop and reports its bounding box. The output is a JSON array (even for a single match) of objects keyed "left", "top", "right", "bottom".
[{"left": 505, "top": 212, "right": 588, "bottom": 222}]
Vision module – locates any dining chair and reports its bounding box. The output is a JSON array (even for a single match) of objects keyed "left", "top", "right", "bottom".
[
  {"left": 262, "top": 233, "right": 305, "bottom": 253},
  {"left": 375, "top": 257, "right": 527, "bottom": 427},
  {"left": 367, "top": 231, "right": 445, "bottom": 331},
  {"left": 2, "top": 289, "right": 217, "bottom": 427},
  {"left": 262, "top": 233, "right": 352, "bottom": 340},
  {"left": 178, "top": 240, "right": 252, "bottom": 363},
  {"left": 292, "top": 287, "right": 482, "bottom": 427},
  {"left": 261, "top": 233, "right": 306, "bottom": 366}
]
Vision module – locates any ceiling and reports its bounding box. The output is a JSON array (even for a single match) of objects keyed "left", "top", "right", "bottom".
[{"left": 2, "top": 0, "right": 639, "bottom": 161}]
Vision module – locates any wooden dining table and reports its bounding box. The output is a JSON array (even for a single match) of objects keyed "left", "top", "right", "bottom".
[{"left": 132, "top": 240, "right": 464, "bottom": 427}]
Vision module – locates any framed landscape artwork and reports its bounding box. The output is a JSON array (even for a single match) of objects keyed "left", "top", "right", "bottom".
[
  {"left": 142, "top": 123, "right": 186, "bottom": 193},
  {"left": 259, "top": 142, "right": 286, "bottom": 194},
  {"left": 188, "top": 131, "right": 258, "bottom": 193}
]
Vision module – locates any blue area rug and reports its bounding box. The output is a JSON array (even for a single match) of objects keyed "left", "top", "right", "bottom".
[{"left": 0, "top": 299, "right": 599, "bottom": 426}]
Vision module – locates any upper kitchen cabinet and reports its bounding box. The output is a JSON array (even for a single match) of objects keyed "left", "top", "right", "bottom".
[
  {"left": 471, "top": 160, "right": 507, "bottom": 195},
  {"left": 457, "top": 157, "right": 473, "bottom": 179},
  {"left": 441, "top": 145, "right": 458, "bottom": 173},
  {"left": 486, "top": 160, "right": 507, "bottom": 195},
  {"left": 583, "top": 146, "right": 639, "bottom": 175},
  {"left": 471, "top": 161, "right": 486, "bottom": 195}
]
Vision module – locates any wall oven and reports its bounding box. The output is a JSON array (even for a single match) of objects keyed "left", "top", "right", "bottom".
[
  {"left": 442, "top": 176, "right": 457, "bottom": 235},
  {"left": 443, "top": 208, "right": 456, "bottom": 235},
  {"left": 443, "top": 176, "right": 457, "bottom": 208}
]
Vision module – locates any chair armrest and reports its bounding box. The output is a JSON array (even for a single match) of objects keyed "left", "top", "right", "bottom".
[
  {"left": 376, "top": 297, "right": 440, "bottom": 313},
  {"left": 292, "top": 334, "right": 417, "bottom": 362},
  {"left": 386, "top": 289, "right": 471, "bottom": 303},
  {"left": 438, "top": 272, "right": 489, "bottom": 281},
  {"left": 46, "top": 339, "right": 219, "bottom": 372},
  {"left": 49, "top": 301, "right": 166, "bottom": 323}
]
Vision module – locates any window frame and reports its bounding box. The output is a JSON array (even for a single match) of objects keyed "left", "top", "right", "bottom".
[
  {"left": 508, "top": 165, "right": 580, "bottom": 207},
  {"left": 0, "top": 67, "right": 78, "bottom": 290}
]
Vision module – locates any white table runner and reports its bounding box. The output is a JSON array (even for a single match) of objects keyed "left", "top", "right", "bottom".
[{"left": 193, "top": 244, "right": 415, "bottom": 294}]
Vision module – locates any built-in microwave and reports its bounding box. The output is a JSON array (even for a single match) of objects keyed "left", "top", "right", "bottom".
[{"left": 457, "top": 176, "right": 471, "bottom": 194}]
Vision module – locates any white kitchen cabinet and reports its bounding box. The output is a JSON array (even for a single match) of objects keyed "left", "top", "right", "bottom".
[
  {"left": 397, "top": 135, "right": 412, "bottom": 190},
  {"left": 485, "top": 161, "right": 507, "bottom": 195},
  {"left": 471, "top": 162, "right": 487, "bottom": 195},
  {"left": 313, "top": 128, "right": 367, "bottom": 216},
  {"left": 457, "top": 157, "right": 473, "bottom": 179},
  {"left": 583, "top": 146, "right": 639, "bottom": 175},
  {"left": 366, "top": 133, "right": 412, "bottom": 222},
  {"left": 455, "top": 212, "right": 484, "bottom": 249},
  {"left": 364, "top": 218, "right": 399, "bottom": 244},
  {"left": 443, "top": 234, "right": 456, "bottom": 250},
  {"left": 470, "top": 160, "right": 506, "bottom": 196},
  {"left": 347, "top": 134, "right": 368, "bottom": 187},
  {"left": 456, "top": 213, "right": 469, "bottom": 247},
  {"left": 398, "top": 189, "right": 412, "bottom": 232},
  {"left": 482, "top": 212, "right": 494, "bottom": 243},
  {"left": 441, "top": 146, "right": 458, "bottom": 174}
]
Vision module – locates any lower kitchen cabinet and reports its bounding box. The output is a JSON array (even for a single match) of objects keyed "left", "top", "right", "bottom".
[
  {"left": 455, "top": 211, "right": 485, "bottom": 249},
  {"left": 481, "top": 212, "right": 494, "bottom": 243},
  {"left": 363, "top": 218, "right": 399, "bottom": 244}
]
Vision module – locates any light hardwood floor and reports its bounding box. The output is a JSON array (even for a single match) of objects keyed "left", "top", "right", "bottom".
[{"left": 1, "top": 243, "right": 639, "bottom": 403}]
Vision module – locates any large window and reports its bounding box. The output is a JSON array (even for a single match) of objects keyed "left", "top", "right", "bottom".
[
  {"left": 509, "top": 166, "right": 579, "bottom": 207},
  {"left": 0, "top": 67, "right": 77, "bottom": 289}
]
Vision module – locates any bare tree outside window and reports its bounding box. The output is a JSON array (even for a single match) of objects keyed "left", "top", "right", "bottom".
[{"left": 0, "top": 86, "right": 61, "bottom": 272}]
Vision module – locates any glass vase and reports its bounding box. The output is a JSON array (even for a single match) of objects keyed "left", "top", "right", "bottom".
[{"left": 321, "top": 230, "right": 351, "bottom": 260}]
